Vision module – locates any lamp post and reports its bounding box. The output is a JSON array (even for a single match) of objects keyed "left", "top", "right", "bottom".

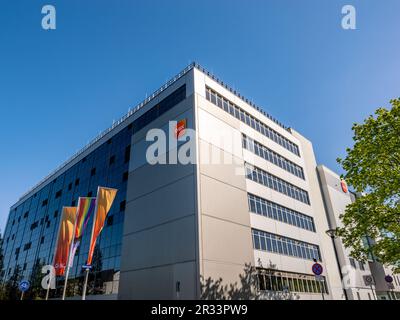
[{"left": 326, "top": 228, "right": 348, "bottom": 300}]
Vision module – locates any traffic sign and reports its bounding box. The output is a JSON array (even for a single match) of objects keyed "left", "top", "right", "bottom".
[
  {"left": 18, "top": 280, "right": 30, "bottom": 293},
  {"left": 82, "top": 265, "right": 92, "bottom": 270},
  {"left": 385, "top": 275, "right": 393, "bottom": 283},
  {"left": 312, "top": 263, "right": 323, "bottom": 275},
  {"left": 363, "top": 275, "right": 374, "bottom": 286}
]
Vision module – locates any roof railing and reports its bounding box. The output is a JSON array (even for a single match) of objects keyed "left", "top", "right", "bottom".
[{"left": 17, "top": 62, "right": 289, "bottom": 203}]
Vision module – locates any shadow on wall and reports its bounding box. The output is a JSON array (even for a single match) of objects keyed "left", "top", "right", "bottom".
[{"left": 200, "top": 262, "right": 300, "bottom": 300}]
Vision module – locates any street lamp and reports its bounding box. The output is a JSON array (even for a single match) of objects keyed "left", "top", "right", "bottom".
[{"left": 325, "top": 228, "right": 349, "bottom": 300}]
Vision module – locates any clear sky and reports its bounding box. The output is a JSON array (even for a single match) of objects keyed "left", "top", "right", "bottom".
[{"left": 0, "top": 0, "right": 399, "bottom": 231}]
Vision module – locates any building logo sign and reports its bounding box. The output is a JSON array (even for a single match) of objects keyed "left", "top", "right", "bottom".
[
  {"left": 340, "top": 180, "right": 348, "bottom": 193},
  {"left": 174, "top": 119, "right": 187, "bottom": 139}
]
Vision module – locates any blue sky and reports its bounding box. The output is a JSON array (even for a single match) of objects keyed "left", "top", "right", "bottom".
[{"left": 0, "top": 0, "right": 399, "bottom": 231}]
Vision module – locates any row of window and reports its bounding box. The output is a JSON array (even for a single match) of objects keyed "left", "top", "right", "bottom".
[
  {"left": 245, "top": 163, "right": 310, "bottom": 205},
  {"left": 205, "top": 87, "right": 300, "bottom": 156},
  {"left": 349, "top": 258, "right": 366, "bottom": 271},
  {"left": 132, "top": 85, "right": 186, "bottom": 135},
  {"left": 242, "top": 135, "right": 305, "bottom": 180},
  {"left": 252, "top": 229, "right": 321, "bottom": 261},
  {"left": 248, "top": 193, "right": 316, "bottom": 232},
  {"left": 257, "top": 269, "right": 328, "bottom": 294}
]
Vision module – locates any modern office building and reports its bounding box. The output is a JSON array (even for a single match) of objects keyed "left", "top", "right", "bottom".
[
  {"left": 318, "top": 165, "right": 400, "bottom": 300},
  {"left": 0, "top": 63, "right": 395, "bottom": 300},
  {"left": 317, "top": 165, "right": 375, "bottom": 300}
]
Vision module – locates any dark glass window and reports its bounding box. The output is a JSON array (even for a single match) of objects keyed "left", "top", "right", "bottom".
[
  {"left": 109, "top": 155, "right": 116, "bottom": 165},
  {"left": 30, "top": 221, "right": 38, "bottom": 230},
  {"left": 119, "top": 201, "right": 126, "bottom": 212},
  {"left": 23, "top": 242, "right": 31, "bottom": 251},
  {"left": 124, "top": 146, "right": 131, "bottom": 163}
]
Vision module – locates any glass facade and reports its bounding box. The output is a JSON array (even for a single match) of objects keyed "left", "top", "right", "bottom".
[
  {"left": 1, "top": 126, "right": 131, "bottom": 298},
  {"left": 0, "top": 85, "right": 187, "bottom": 299}
]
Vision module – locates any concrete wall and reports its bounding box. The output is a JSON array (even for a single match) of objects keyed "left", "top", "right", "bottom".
[
  {"left": 194, "top": 69, "right": 254, "bottom": 299},
  {"left": 118, "top": 73, "right": 199, "bottom": 299}
]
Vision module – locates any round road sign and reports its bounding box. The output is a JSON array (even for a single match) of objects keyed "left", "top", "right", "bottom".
[
  {"left": 18, "top": 280, "right": 30, "bottom": 293},
  {"left": 312, "top": 263, "right": 323, "bottom": 276}
]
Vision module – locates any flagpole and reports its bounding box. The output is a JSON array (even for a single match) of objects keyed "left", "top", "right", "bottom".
[
  {"left": 46, "top": 206, "right": 65, "bottom": 300},
  {"left": 82, "top": 187, "right": 100, "bottom": 300},
  {"left": 62, "top": 200, "right": 80, "bottom": 300}
]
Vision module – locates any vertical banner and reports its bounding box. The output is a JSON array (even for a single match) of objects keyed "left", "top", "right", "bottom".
[
  {"left": 68, "top": 197, "right": 96, "bottom": 268},
  {"left": 87, "top": 187, "right": 117, "bottom": 265},
  {"left": 53, "top": 207, "right": 77, "bottom": 276}
]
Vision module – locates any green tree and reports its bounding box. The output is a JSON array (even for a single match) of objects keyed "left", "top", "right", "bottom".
[
  {"left": 337, "top": 98, "right": 400, "bottom": 272},
  {"left": 4, "top": 265, "right": 23, "bottom": 300},
  {"left": 28, "top": 259, "right": 46, "bottom": 300}
]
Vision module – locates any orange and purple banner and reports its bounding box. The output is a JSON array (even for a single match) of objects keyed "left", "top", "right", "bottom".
[
  {"left": 53, "top": 207, "right": 77, "bottom": 276},
  {"left": 87, "top": 187, "right": 117, "bottom": 265}
]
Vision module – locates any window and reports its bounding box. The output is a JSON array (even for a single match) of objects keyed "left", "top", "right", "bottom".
[
  {"left": 30, "top": 221, "right": 38, "bottom": 230},
  {"left": 257, "top": 269, "right": 328, "bottom": 295},
  {"left": 91, "top": 168, "right": 96, "bottom": 176},
  {"left": 122, "top": 171, "right": 129, "bottom": 182},
  {"left": 109, "top": 155, "right": 116, "bottom": 165},
  {"left": 23, "top": 211, "right": 29, "bottom": 219},
  {"left": 132, "top": 85, "right": 186, "bottom": 135},
  {"left": 359, "top": 261, "right": 365, "bottom": 271},
  {"left": 349, "top": 258, "right": 356, "bottom": 269},
  {"left": 41, "top": 236, "right": 45, "bottom": 244},
  {"left": 124, "top": 146, "right": 131, "bottom": 163},
  {"left": 243, "top": 135, "right": 305, "bottom": 180},
  {"left": 42, "top": 199, "right": 48, "bottom": 207},
  {"left": 107, "top": 215, "right": 114, "bottom": 226},
  {"left": 75, "top": 178, "right": 80, "bottom": 186},
  {"left": 245, "top": 163, "right": 310, "bottom": 205},
  {"left": 206, "top": 87, "right": 300, "bottom": 156},
  {"left": 120, "top": 200, "right": 126, "bottom": 212},
  {"left": 252, "top": 229, "right": 321, "bottom": 261},
  {"left": 248, "top": 194, "right": 315, "bottom": 231},
  {"left": 68, "top": 183, "right": 72, "bottom": 191},
  {"left": 55, "top": 190, "right": 62, "bottom": 199},
  {"left": 54, "top": 210, "right": 58, "bottom": 218},
  {"left": 23, "top": 242, "right": 31, "bottom": 251}
]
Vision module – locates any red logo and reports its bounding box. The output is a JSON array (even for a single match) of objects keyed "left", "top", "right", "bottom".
[
  {"left": 175, "top": 119, "right": 187, "bottom": 139},
  {"left": 340, "top": 180, "right": 348, "bottom": 193}
]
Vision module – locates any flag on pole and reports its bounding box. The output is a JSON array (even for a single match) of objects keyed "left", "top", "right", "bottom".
[
  {"left": 87, "top": 187, "right": 117, "bottom": 265},
  {"left": 68, "top": 197, "right": 96, "bottom": 268},
  {"left": 53, "top": 207, "right": 77, "bottom": 276}
]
